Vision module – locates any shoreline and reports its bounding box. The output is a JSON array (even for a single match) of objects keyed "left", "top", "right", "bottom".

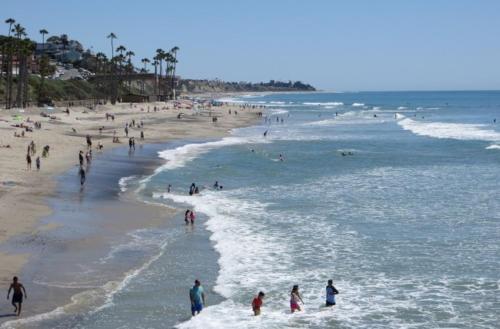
[
  {"left": 0, "top": 142, "right": 179, "bottom": 326},
  {"left": 0, "top": 97, "right": 262, "bottom": 288}
]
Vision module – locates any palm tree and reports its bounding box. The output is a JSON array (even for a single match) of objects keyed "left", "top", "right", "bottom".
[
  {"left": 39, "top": 29, "right": 48, "bottom": 50},
  {"left": 5, "top": 18, "right": 15, "bottom": 36},
  {"left": 2, "top": 19, "right": 15, "bottom": 97},
  {"left": 141, "top": 58, "right": 150, "bottom": 72},
  {"left": 3, "top": 19, "right": 16, "bottom": 108},
  {"left": 107, "top": 33, "right": 117, "bottom": 59},
  {"left": 163, "top": 51, "right": 173, "bottom": 96},
  {"left": 170, "top": 46, "right": 179, "bottom": 99},
  {"left": 38, "top": 29, "right": 49, "bottom": 104},
  {"left": 2, "top": 37, "right": 15, "bottom": 108},
  {"left": 13, "top": 23, "right": 26, "bottom": 107},
  {"left": 106, "top": 33, "right": 117, "bottom": 103},
  {"left": 116, "top": 45, "right": 126, "bottom": 56},
  {"left": 155, "top": 48, "right": 165, "bottom": 96},
  {"left": 125, "top": 50, "right": 135, "bottom": 92},
  {"left": 140, "top": 58, "right": 150, "bottom": 94},
  {"left": 93, "top": 52, "right": 106, "bottom": 99},
  {"left": 152, "top": 59, "right": 159, "bottom": 96},
  {"left": 20, "top": 39, "right": 34, "bottom": 107}
]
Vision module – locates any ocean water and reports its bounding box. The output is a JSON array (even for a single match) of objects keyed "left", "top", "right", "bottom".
[{"left": 4, "top": 91, "right": 500, "bottom": 329}]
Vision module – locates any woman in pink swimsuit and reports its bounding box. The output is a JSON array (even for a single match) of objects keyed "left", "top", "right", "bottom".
[{"left": 290, "top": 285, "right": 304, "bottom": 313}]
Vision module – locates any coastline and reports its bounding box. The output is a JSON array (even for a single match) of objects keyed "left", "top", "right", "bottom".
[{"left": 0, "top": 98, "right": 261, "bottom": 290}]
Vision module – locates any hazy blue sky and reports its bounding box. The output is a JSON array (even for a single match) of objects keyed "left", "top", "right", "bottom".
[{"left": 2, "top": 0, "right": 499, "bottom": 91}]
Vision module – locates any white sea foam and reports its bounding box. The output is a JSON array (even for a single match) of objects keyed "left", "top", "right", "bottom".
[
  {"left": 155, "top": 136, "right": 266, "bottom": 173},
  {"left": 269, "top": 108, "right": 289, "bottom": 115},
  {"left": 303, "top": 102, "right": 344, "bottom": 106},
  {"left": 397, "top": 106, "right": 408, "bottom": 110},
  {"left": 215, "top": 97, "right": 245, "bottom": 104},
  {"left": 118, "top": 175, "right": 137, "bottom": 192},
  {"left": 397, "top": 115, "right": 500, "bottom": 142},
  {"left": 486, "top": 144, "right": 500, "bottom": 150},
  {"left": 352, "top": 102, "right": 365, "bottom": 107}
]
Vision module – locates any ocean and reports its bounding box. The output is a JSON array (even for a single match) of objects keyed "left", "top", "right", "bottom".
[{"left": 3, "top": 91, "right": 500, "bottom": 329}]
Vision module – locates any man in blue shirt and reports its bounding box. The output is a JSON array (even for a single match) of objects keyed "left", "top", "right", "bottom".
[
  {"left": 326, "top": 279, "right": 339, "bottom": 307},
  {"left": 189, "top": 280, "right": 206, "bottom": 316}
]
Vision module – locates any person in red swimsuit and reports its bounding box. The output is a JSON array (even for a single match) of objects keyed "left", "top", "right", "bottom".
[{"left": 252, "top": 291, "right": 265, "bottom": 316}]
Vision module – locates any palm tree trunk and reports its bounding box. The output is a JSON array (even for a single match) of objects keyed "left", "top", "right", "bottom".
[
  {"left": 154, "top": 65, "right": 158, "bottom": 96},
  {"left": 15, "top": 56, "right": 23, "bottom": 108},
  {"left": 6, "top": 51, "right": 13, "bottom": 109},
  {"left": 22, "top": 56, "right": 29, "bottom": 107}
]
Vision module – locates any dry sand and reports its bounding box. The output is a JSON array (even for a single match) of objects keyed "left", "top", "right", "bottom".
[{"left": 0, "top": 99, "right": 261, "bottom": 284}]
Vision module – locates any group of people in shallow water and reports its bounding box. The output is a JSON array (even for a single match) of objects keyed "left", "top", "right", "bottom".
[{"left": 189, "top": 279, "right": 339, "bottom": 317}]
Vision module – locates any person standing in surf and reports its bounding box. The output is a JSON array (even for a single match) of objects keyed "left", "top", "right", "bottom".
[
  {"left": 7, "top": 276, "right": 27, "bottom": 316},
  {"left": 252, "top": 291, "right": 265, "bottom": 316},
  {"left": 325, "top": 279, "right": 339, "bottom": 307},
  {"left": 189, "top": 280, "right": 205, "bottom": 316},
  {"left": 290, "top": 285, "right": 304, "bottom": 313}
]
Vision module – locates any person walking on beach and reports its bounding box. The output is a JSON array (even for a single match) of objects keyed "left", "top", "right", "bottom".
[
  {"left": 79, "top": 151, "right": 84, "bottom": 166},
  {"left": 189, "top": 210, "right": 196, "bottom": 224},
  {"left": 290, "top": 285, "right": 304, "bottom": 313},
  {"left": 189, "top": 280, "right": 205, "bottom": 316},
  {"left": 35, "top": 156, "right": 40, "bottom": 171},
  {"left": 252, "top": 291, "right": 265, "bottom": 316},
  {"left": 167, "top": 184, "right": 172, "bottom": 193},
  {"left": 86, "top": 135, "right": 92, "bottom": 149},
  {"left": 26, "top": 153, "right": 32, "bottom": 170},
  {"left": 7, "top": 276, "right": 27, "bottom": 316},
  {"left": 325, "top": 279, "right": 339, "bottom": 307},
  {"left": 184, "top": 210, "right": 190, "bottom": 224}
]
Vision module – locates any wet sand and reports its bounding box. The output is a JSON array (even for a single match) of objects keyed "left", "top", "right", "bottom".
[{"left": 0, "top": 99, "right": 261, "bottom": 285}]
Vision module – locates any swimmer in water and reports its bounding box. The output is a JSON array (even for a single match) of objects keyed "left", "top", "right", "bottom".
[
  {"left": 263, "top": 130, "right": 268, "bottom": 137},
  {"left": 279, "top": 154, "right": 284, "bottom": 161}
]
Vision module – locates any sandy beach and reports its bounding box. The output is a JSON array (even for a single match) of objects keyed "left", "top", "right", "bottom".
[{"left": 0, "top": 98, "right": 261, "bottom": 286}]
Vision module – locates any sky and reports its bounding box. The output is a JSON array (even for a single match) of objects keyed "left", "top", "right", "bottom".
[{"left": 2, "top": 0, "right": 500, "bottom": 91}]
